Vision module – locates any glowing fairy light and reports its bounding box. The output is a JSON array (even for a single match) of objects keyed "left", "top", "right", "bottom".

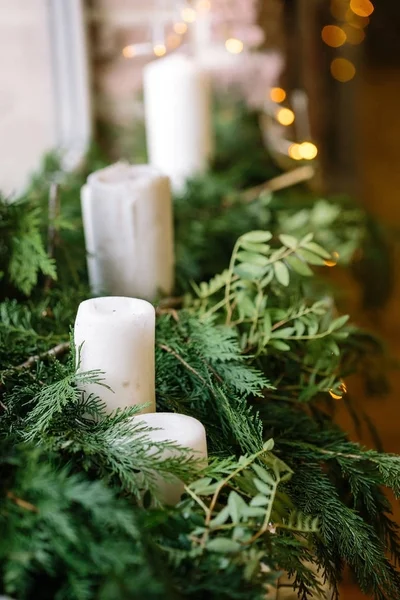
[
  {"left": 174, "top": 22, "right": 188, "bottom": 34},
  {"left": 299, "top": 142, "right": 318, "bottom": 160},
  {"left": 330, "top": 58, "right": 356, "bottom": 82},
  {"left": 276, "top": 108, "right": 295, "bottom": 126},
  {"left": 321, "top": 25, "right": 347, "bottom": 48},
  {"left": 350, "top": 0, "right": 374, "bottom": 17},
  {"left": 122, "top": 45, "right": 136, "bottom": 58},
  {"left": 225, "top": 38, "right": 244, "bottom": 54},
  {"left": 153, "top": 44, "right": 167, "bottom": 57},
  {"left": 270, "top": 88, "right": 286, "bottom": 103},
  {"left": 182, "top": 6, "right": 196, "bottom": 22},
  {"left": 288, "top": 144, "right": 303, "bottom": 160}
]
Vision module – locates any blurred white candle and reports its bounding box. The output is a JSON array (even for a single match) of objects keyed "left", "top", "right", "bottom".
[
  {"left": 74, "top": 296, "right": 155, "bottom": 414},
  {"left": 81, "top": 163, "right": 174, "bottom": 301},
  {"left": 143, "top": 54, "right": 213, "bottom": 192},
  {"left": 130, "top": 412, "right": 208, "bottom": 505}
]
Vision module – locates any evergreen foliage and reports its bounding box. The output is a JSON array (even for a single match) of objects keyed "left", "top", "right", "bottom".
[{"left": 0, "top": 105, "right": 398, "bottom": 600}]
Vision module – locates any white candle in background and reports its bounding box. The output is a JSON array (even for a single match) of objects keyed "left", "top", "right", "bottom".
[
  {"left": 81, "top": 163, "right": 174, "bottom": 301},
  {"left": 129, "top": 412, "right": 208, "bottom": 505},
  {"left": 74, "top": 296, "right": 156, "bottom": 414},
  {"left": 143, "top": 54, "right": 213, "bottom": 193}
]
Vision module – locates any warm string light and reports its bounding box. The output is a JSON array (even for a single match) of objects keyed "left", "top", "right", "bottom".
[
  {"left": 174, "top": 21, "right": 188, "bottom": 34},
  {"left": 196, "top": 0, "right": 211, "bottom": 11},
  {"left": 331, "top": 57, "right": 356, "bottom": 82},
  {"left": 343, "top": 24, "right": 365, "bottom": 45},
  {"left": 122, "top": 45, "right": 136, "bottom": 58},
  {"left": 321, "top": 25, "right": 347, "bottom": 47},
  {"left": 166, "top": 33, "right": 182, "bottom": 49},
  {"left": 288, "top": 142, "right": 318, "bottom": 161},
  {"left": 270, "top": 87, "right": 286, "bottom": 103},
  {"left": 299, "top": 142, "right": 318, "bottom": 160},
  {"left": 350, "top": 0, "right": 374, "bottom": 17},
  {"left": 288, "top": 144, "right": 303, "bottom": 160},
  {"left": 181, "top": 6, "right": 196, "bottom": 23},
  {"left": 153, "top": 44, "right": 167, "bottom": 57},
  {"left": 225, "top": 38, "right": 244, "bottom": 54},
  {"left": 323, "top": 0, "right": 373, "bottom": 81},
  {"left": 276, "top": 108, "right": 295, "bottom": 126}
]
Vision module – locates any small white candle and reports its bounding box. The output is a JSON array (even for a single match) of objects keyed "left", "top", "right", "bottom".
[
  {"left": 81, "top": 163, "right": 174, "bottom": 301},
  {"left": 74, "top": 296, "right": 156, "bottom": 414},
  {"left": 129, "top": 412, "right": 208, "bottom": 505},
  {"left": 143, "top": 54, "right": 213, "bottom": 192}
]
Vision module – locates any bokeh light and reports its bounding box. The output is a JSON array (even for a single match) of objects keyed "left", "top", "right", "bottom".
[
  {"left": 122, "top": 45, "right": 135, "bottom": 58},
  {"left": 225, "top": 38, "right": 244, "bottom": 54},
  {"left": 196, "top": 0, "right": 211, "bottom": 11},
  {"left": 174, "top": 22, "right": 188, "bottom": 35},
  {"left": 345, "top": 10, "right": 370, "bottom": 28},
  {"left": 167, "top": 33, "right": 182, "bottom": 49},
  {"left": 288, "top": 144, "right": 303, "bottom": 160},
  {"left": 299, "top": 142, "right": 318, "bottom": 160},
  {"left": 153, "top": 44, "right": 167, "bottom": 57},
  {"left": 350, "top": 0, "right": 374, "bottom": 17},
  {"left": 276, "top": 108, "right": 295, "bottom": 126},
  {"left": 270, "top": 87, "right": 286, "bottom": 103},
  {"left": 181, "top": 7, "right": 196, "bottom": 23},
  {"left": 330, "top": 58, "right": 356, "bottom": 82},
  {"left": 343, "top": 24, "right": 366, "bottom": 44},
  {"left": 321, "top": 25, "right": 347, "bottom": 48}
]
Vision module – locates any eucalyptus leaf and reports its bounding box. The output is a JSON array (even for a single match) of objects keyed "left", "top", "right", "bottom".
[
  {"left": 241, "top": 241, "right": 271, "bottom": 254},
  {"left": 286, "top": 255, "right": 313, "bottom": 277},
  {"left": 241, "top": 230, "right": 272, "bottom": 243},
  {"left": 330, "top": 315, "right": 349, "bottom": 331},
  {"left": 234, "top": 263, "right": 266, "bottom": 280},
  {"left": 236, "top": 251, "right": 269, "bottom": 267},
  {"left": 297, "top": 249, "right": 326, "bottom": 266},
  {"left": 274, "top": 261, "right": 290, "bottom": 286},
  {"left": 303, "top": 241, "right": 332, "bottom": 259},
  {"left": 206, "top": 538, "right": 242, "bottom": 554},
  {"left": 278, "top": 234, "right": 298, "bottom": 250}
]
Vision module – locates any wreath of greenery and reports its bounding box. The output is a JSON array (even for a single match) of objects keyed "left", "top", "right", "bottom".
[{"left": 0, "top": 104, "right": 399, "bottom": 600}]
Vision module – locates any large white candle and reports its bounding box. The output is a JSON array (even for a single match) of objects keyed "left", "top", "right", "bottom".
[
  {"left": 74, "top": 296, "right": 155, "bottom": 414},
  {"left": 81, "top": 163, "right": 174, "bottom": 301},
  {"left": 143, "top": 54, "right": 213, "bottom": 192},
  {"left": 129, "top": 412, "right": 208, "bottom": 505}
]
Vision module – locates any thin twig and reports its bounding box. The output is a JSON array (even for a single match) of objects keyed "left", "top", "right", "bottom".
[
  {"left": 223, "top": 165, "right": 315, "bottom": 207},
  {"left": 15, "top": 341, "right": 71, "bottom": 371},
  {"left": 240, "top": 166, "right": 315, "bottom": 204},
  {"left": 7, "top": 491, "right": 38, "bottom": 513},
  {"left": 158, "top": 296, "right": 183, "bottom": 309},
  {"left": 158, "top": 343, "right": 209, "bottom": 387}
]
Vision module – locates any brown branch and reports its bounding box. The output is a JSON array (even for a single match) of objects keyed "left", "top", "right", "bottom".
[
  {"left": 241, "top": 166, "right": 315, "bottom": 204},
  {"left": 158, "top": 343, "right": 209, "bottom": 387},
  {"left": 15, "top": 341, "right": 71, "bottom": 371},
  {"left": 157, "top": 296, "right": 183, "bottom": 309},
  {"left": 7, "top": 491, "right": 38, "bottom": 512},
  {"left": 224, "top": 165, "right": 315, "bottom": 207}
]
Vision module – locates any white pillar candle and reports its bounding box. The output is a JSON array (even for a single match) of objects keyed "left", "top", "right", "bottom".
[
  {"left": 129, "top": 412, "right": 208, "bottom": 505},
  {"left": 143, "top": 54, "right": 213, "bottom": 193},
  {"left": 81, "top": 162, "right": 174, "bottom": 301},
  {"left": 74, "top": 296, "right": 155, "bottom": 414}
]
